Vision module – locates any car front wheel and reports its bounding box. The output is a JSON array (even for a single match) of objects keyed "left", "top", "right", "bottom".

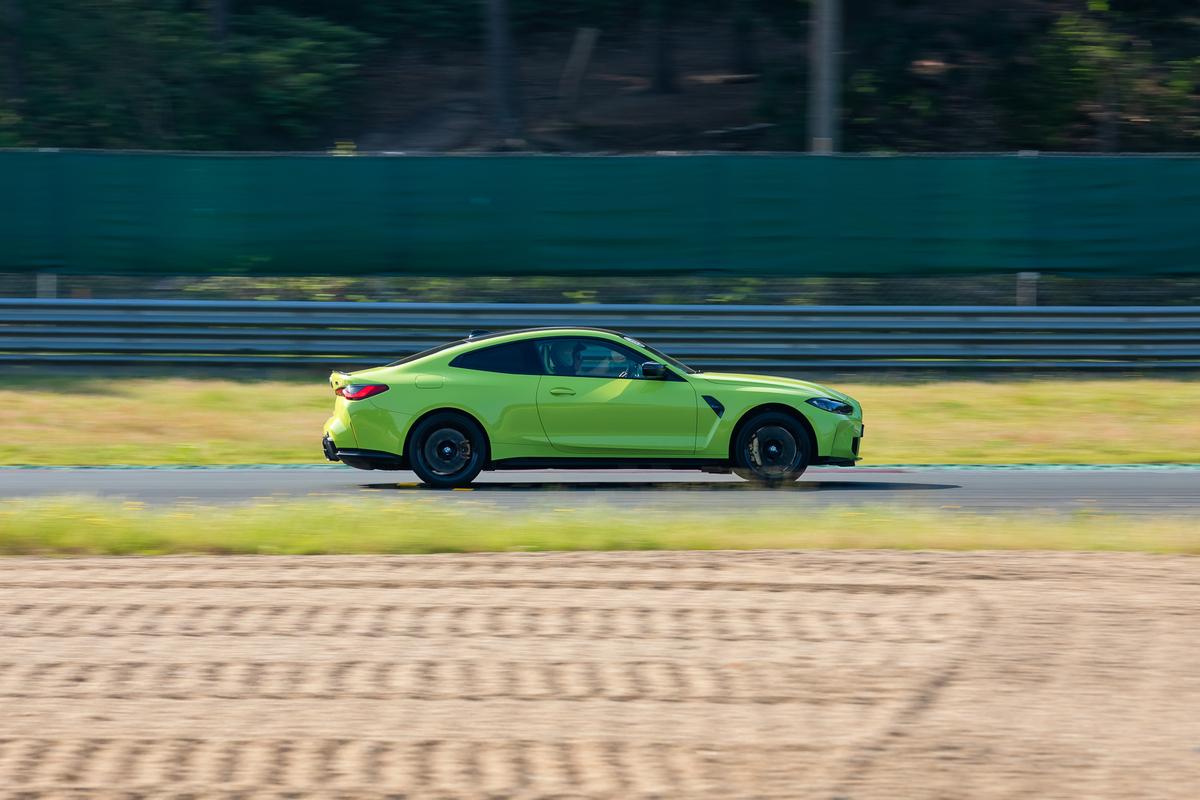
[
  {"left": 732, "top": 411, "right": 811, "bottom": 485},
  {"left": 408, "top": 412, "right": 489, "bottom": 489}
]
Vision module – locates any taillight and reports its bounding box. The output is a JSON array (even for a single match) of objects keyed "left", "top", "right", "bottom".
[{"left": 336, "top": 384, "right": 389, "bottom": 401}]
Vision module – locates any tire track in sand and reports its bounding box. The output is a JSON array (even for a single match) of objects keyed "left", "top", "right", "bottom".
[{"left": 2, "top": 553, "right": 1195, "bottom": 798}]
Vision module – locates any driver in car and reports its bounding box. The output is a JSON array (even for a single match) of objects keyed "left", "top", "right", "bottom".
[
  {"left": 548, "top": 340, "right": 639, "bottom": 378},
  {"left": 548, "top": 340, "right": 584, "bottom": 375}
]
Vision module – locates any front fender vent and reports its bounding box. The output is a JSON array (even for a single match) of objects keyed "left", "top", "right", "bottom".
[{"left": 702, "top": 395, "right": 724, "bottom": 418}]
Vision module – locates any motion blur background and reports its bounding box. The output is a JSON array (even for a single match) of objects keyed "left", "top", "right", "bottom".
[
  {"left": 2, "top": 6, "right": 1200, "bottom": 799},
  {"left": 2, "top": 0, "right": 1200, "bottom": 460},
  {"left": 2, "top": 0, "right": 1200, "bottom": 308}
]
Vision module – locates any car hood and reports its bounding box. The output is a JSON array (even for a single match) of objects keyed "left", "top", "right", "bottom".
[{"left": 696, "top": 372, "right": 857, "bottom": 405}]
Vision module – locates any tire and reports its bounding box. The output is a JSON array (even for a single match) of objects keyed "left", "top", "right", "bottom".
[
  {"left": 407, "top": 411, "right": 489, "bottom": 489},
  {"left": 732, "top": 411, "right": 811, "bottom": 485}
]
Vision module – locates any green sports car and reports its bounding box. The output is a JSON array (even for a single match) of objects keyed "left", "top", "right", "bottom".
[{"left": 323, "top": 327, "right": 863, "bottom": 488}]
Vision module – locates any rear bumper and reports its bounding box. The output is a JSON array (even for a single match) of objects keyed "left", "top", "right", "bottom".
[{"left": 323, "top": 435, "right": 406, "bottom": 471}]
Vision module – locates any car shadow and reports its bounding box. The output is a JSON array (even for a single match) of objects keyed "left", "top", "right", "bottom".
[{"left": 362, "top": 480, "right": 960, "bottom": 493}]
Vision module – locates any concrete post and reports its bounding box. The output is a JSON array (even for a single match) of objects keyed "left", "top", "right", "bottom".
[{"left": 808, "top": 0, "right": 841, "bottom": 153}]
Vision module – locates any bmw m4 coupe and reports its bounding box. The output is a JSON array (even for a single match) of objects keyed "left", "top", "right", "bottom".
[{"left": 323, "top": 327, "right": 863, "bottom": 488}]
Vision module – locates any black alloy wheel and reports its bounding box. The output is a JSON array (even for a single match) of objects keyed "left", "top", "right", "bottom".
[
  {"left": 732, "top": 411, "right": 811, "bottom": 485},
  {"left": 408, "top": 412, "right": 489, "bottom": 488}
]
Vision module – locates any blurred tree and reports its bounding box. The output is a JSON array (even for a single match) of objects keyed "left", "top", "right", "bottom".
[
  {"left": 824, "top": 0, "right": 1200, "bottom": 152},
  {"left": 13, "top": 1, "right": 374, "bottom": 149},
  {"left": 0, "top": 0, "right": 22, "bottom": 101},
  {"left": 0, "top": 0, "right": 1196, "bottom": 152},
  {"left": 233, "top": 8, "right": 377, "bottom": 144},
  {"left": 999, "top": 3, "right": 1199, "bottom": 151},
  {"left": 0, "top": 0, "right": 20, "bottom": 146}
]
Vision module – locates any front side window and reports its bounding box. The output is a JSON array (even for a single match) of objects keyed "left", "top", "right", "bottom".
[
  {"left": 449, "top": 340, "right": 540, "bottom": 375},
  {"left": 535, "top": 337, "right": 651, "bottom": 379}
]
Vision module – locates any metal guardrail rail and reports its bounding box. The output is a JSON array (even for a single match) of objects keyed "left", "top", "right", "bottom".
[{"left": 2, "top": 298, "right": 1199, "bottom": 370}]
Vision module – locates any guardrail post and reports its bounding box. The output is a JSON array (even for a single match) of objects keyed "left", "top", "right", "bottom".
[
  {"left": 1016, "top": 271, "right": 1040, "bottom": 306},
  {"left": 35, "top": 272, "right": 58, "bottom": 299}
]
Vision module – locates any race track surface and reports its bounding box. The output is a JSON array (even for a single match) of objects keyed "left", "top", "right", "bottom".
[
  {"left": 3, "top": 466, "right": 1200, "bottom": 513},
  {"left": 0, "top": 552, "right": 1196, "bottom": 799}
]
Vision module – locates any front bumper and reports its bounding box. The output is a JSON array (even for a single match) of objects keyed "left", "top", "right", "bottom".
[
  {"left": 813, "top": 456, "right": 858, "bottom": 467},
  {"left": 823, "top": 416, "right": 864, "bottom": 464}
]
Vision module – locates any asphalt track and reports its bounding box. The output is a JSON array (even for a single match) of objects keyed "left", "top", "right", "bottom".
[{"left": 2, "top": 466, "right": 1198, "bottom": 513}]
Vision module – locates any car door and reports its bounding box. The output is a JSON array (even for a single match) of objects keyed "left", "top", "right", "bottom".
[{"left": 534, "top": 336, "right": 698, "bottom": 455}]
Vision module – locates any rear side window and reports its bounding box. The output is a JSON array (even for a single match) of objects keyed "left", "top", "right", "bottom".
[
  {"left": 449, "top": 340, "right": 541, "bottom": 375},
  {"left": 384, "top": 339, "right": 465, "bottom": 367}
]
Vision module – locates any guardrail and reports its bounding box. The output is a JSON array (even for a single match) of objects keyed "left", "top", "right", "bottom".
[{"left": 2, "top": 298, "right": 1199, "bottom": 370}]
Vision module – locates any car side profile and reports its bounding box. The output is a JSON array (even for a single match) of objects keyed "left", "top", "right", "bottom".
[{"left": 323, "top": 327, "right": 863, "bottom": 488}]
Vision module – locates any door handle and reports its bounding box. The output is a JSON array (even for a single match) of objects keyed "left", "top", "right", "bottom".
[{"left": 549, "top": 387, "right": 576, "bottom": 396}]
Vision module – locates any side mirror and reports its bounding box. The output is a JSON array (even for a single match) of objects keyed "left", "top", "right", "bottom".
[{"left": 641, "top": 361, "right": 666, "bottom": 379}]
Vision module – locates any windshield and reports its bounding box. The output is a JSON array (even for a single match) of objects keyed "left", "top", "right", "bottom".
[{"left": 623, "top": 336, "right": 699, "bottom": 374}]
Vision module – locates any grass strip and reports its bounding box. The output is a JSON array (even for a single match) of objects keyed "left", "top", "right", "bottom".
[
  {"left": 5, "top": 375, "right": 1200, "bottom": 466},
  {"left": 1, "top": 497, "right": 1196, "bottom": 556}
]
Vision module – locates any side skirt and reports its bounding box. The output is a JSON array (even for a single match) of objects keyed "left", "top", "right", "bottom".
[
  {"left": 488, "top": 457, "right": 730, "bottom": 472},
  {"left": 333, "top": 451, "right": 852, "bottom": 472}
]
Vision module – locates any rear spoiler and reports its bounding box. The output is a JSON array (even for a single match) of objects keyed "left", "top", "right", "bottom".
[{"left": 329, "top": 370, "right": 352, "bottom": 392}]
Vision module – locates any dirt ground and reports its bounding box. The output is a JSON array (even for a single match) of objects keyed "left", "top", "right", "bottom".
[{"left": 0, "top": 551, "right": 1197, "bottom": 799}]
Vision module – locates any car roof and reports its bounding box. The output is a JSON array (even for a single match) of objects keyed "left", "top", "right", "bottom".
[{"left": 464, "top": 326, "right": 626, "bottom": 344}]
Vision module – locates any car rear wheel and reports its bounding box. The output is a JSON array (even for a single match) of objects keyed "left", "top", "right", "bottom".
[
  {"left": 408, "top": 412, "right": 489, "bottom": 489},
  {"left": 732, "top": 411, "right": 811, "bottom": 485}
]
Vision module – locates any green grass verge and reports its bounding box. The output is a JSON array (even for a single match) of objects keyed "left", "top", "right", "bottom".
[
  {"left": 4, "top": 374, "right": 1200, "bottom": 466},
  {"left": 1, "top": 497, "right": 1196, "bottom": 555}
]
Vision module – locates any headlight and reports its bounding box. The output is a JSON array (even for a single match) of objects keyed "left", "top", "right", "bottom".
[{"left": 806, "top": 397, "right": 854, "bottom": 415}]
